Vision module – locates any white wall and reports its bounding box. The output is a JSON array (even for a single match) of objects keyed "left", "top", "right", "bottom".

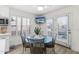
[
  {"left": 0, "top": 5, "right": 9, "bottom": 18},
  {"left": 71, "top": 6, "right": 79, "bottom": 52}
]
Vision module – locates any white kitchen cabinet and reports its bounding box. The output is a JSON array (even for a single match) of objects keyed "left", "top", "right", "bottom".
[
  {"left": 0, "top": 36, "right": 9, "bottom": 54},
  {"left": 0, "top": 39, "right": 6, "bottom": 54}
]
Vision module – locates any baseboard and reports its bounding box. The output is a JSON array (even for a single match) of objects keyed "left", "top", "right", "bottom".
[{"left": 55, "top": 43, "right": 71, "bottom": 49}]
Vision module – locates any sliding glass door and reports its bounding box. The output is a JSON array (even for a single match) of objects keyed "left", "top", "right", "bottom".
[{"left": 56, "top": 16, "right": 69, "bottom": 47}]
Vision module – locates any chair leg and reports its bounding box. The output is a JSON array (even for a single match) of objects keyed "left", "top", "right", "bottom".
[
  {"left": 43, "top": 48, "right": 46, "bottom": 54},
  {"left": 25, "top": 47, "right": 26, "bottom": 52},
  {"left": 30, "top": 47, "right": 32, "bottom": 54},
  {"left": 23, "top": 47, "right": 25, "bottom": 53},
  {"left": 52, "top": 47, "right": 55, "bottom": 54}
]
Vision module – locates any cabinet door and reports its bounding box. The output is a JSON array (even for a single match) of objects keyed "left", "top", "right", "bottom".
[
  {"left": 5, "top": 37, "right": 9, "bottom": 52},
  {"left": 0, "top": 39, "right": 6, "bottom": 53}
]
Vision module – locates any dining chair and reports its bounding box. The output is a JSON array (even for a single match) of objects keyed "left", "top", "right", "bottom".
[
  {"left": 27, "top": 37, "right": 45, "bottom": 54},
  {"left": 21, "top": 33, "right": 30, "bottom": 53},
  {"left": 44, "top": 34, "right": 57, "bottom": 54}
]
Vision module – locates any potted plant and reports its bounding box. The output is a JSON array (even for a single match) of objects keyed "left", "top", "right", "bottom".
[{"left": 34, "top": 27, "right": 41, "bottom": 35}]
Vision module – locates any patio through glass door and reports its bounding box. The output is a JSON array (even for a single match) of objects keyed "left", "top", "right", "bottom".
[
  {"left": 56, "top": 16, "right": 69, "bottom": 47},
  {"left": 46, "top": 16, "right": 70, "bottom": 47}
]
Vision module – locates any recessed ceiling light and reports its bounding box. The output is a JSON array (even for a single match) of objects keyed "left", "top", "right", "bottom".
[
  {"left": 37, "top": 6, "right": 44, "bottom": 11},
  {"left": 44, "top": 6, "right": 48, "bottom": 8}
]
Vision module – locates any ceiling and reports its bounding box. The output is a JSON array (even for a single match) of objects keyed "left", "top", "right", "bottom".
[{"left": 8, "top": 5, "right": 67, "bottom": 15}]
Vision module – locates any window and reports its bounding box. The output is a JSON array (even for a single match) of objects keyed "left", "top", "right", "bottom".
[
  {"left": 22, "top": 17, "right": 27, "bottom": 32},
  {"left": 26, "top": 18, "right": 30, "bottom": 34},
  {"left": 17, "top": 16, "right": 21, "bottom": 35},
  {"left": 26, "top": 18, "right": 30, "bottom": 26},
  {"left": 22, "top": 17, "right": 30, "bottom": 34},
  {"left": 46, "top": 19, "right": 53, "bottom": 36},
  {"left": 10, "top": 16, "right": 31, "bottom": 36}
]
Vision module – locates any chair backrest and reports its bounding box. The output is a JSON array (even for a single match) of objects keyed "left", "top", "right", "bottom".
[
  {"left": 44, "top": 33, "right": 57, "bottom": 47},
  {"left": 52, "top": 33, "right": 57, "bottom": 46},
  {"left": 21, "top": 33, "right": 27, "bottom": 47},
  {"left": 34, "top": 38, "right": 44, "bottom": 44},
  {"left": 53, "top": 33, "right": 57, "bottom": 41},
  {"left": 21, "top": 34, "right": 25, "bottom": 44}
]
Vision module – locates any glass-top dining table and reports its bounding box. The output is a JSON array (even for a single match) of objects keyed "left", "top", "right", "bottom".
[
  {"left": 26, "top": 35, "right": 45, "bottom": 54},
  {"left": 24, "top": 34, "right": 54, "bottom": 54}
]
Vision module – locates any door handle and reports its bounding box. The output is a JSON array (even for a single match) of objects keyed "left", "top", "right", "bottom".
[
  {"left": 68, "top": 31, "right": 71, "bottom": 34},
  {"left": 68, "top": 29, "right": 71, "bottom": 34}
]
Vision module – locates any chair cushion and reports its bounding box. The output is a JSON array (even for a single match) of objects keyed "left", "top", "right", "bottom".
[{"left": 44, "top": 42, "right": 54, "bottom": 47}]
